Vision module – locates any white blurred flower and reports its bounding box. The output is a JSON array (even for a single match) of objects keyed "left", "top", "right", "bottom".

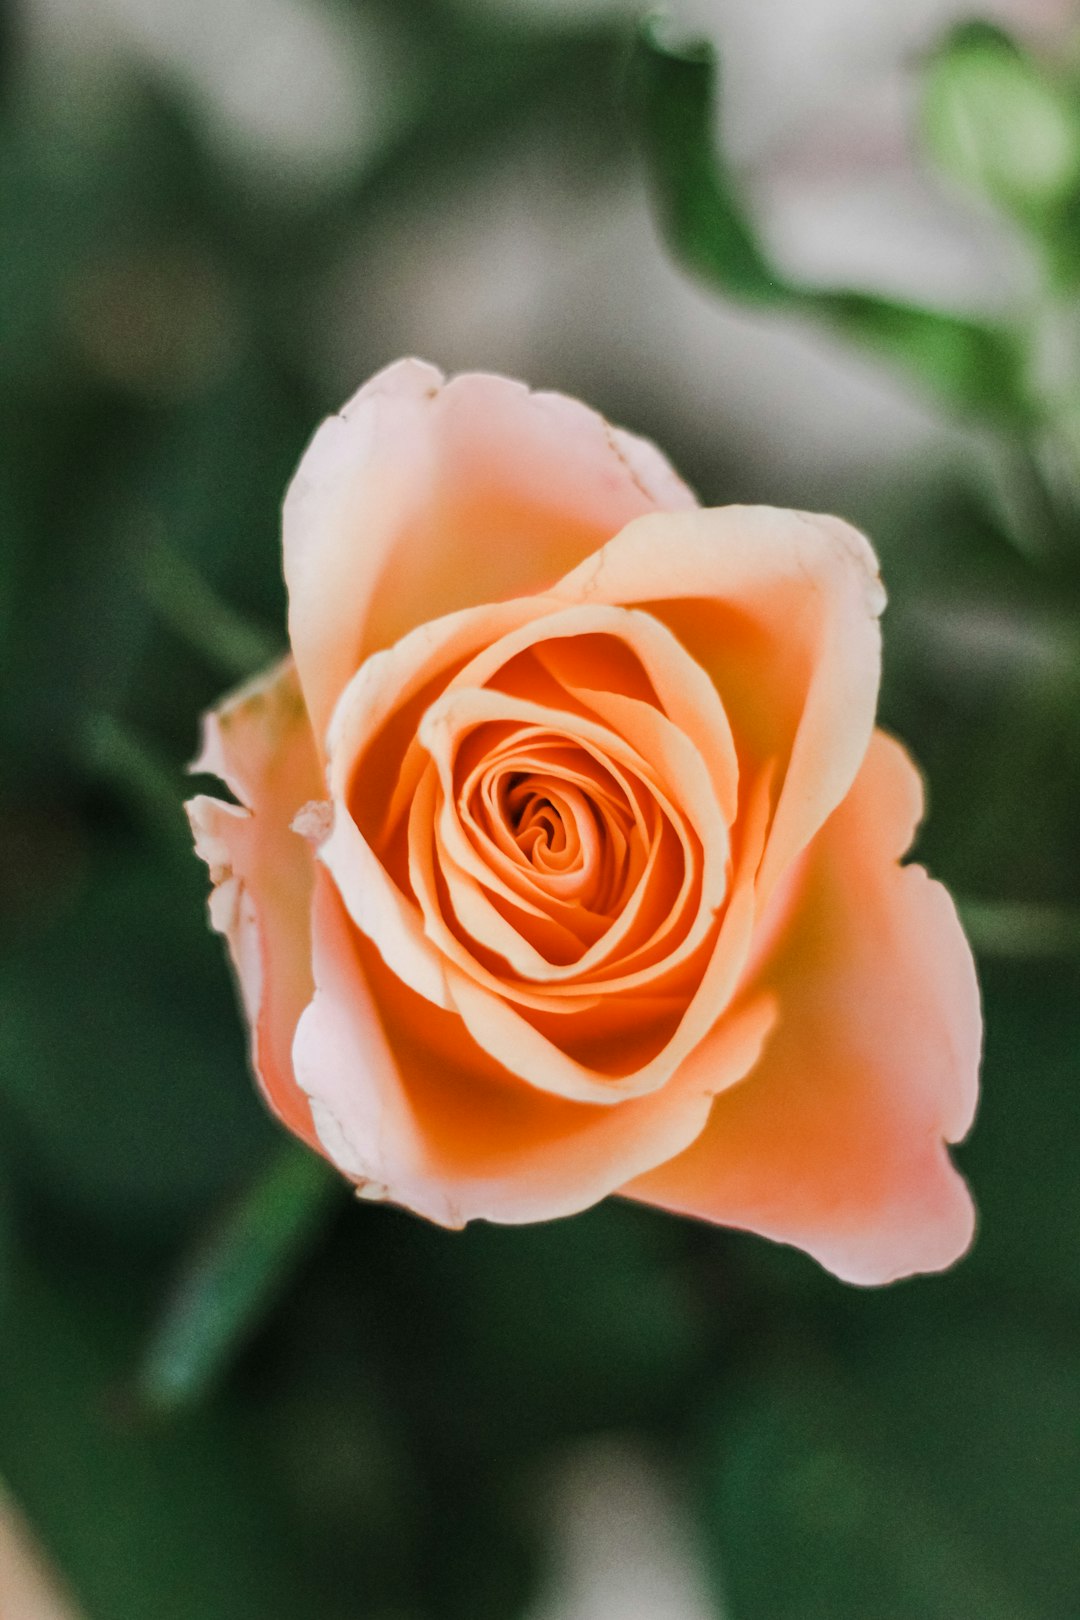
[
  {"left": 527, "top": 1438, "right": 721, "bottom": 1620},
  {"left": 327, "top": 0, "right": 1073, "bottom": 491},
  {"left": 25, "top": 0, "right": 402, "bottom": 191}
]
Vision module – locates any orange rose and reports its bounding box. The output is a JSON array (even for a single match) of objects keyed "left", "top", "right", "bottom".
[{"left": 188, "top": 359, "right": 980, "bottom": 1284}]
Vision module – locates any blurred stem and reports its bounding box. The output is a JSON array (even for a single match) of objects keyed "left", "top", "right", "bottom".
[
  {"left": 137, "top": 1141, "right": 344, "bottom": 1416},
  {"left": 959, "top": 897, "right": 1080, "bottom": 958},
  {"left": 1005, "top": 291, "right": 1080, "bottom": 571},
  {"left": 981, "top": 433, "right": 1078, "bottom": 574},
  {"left": 82, "top": 713, "right": 188, "bottom": 852},
  {"left": 142, "top": 540, "right": 279, "bottom": 681}
]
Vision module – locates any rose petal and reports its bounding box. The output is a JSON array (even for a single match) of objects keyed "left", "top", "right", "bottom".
[
  {"left": 552, "top": 505, "right": 885, "bottom": 902},
  {"left": 319, "top": 601, "right": 738, "bottom": 1025},
  {"left": 186, "top": 658, "right": 324, "bottom": 1151},
  {"left": 622, "top": 732, "right": 981, "bottom": 1285},
  {"left": 283, "top": 361, "right": 696, "bottom": 746},
  {"left": 416, "top": 687, "right": 727, "bottom": 972},
  {"left": 293, "top": 872, "right": 777, "bottom": 1224},
  {"left": 428, "top": 767, "right": 772, "bottom": 1107}
]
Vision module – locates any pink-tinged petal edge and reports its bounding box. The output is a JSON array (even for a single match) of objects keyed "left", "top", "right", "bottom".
[
  {"left": 553, "top": 504, "right": 887, "bottom": 906},
  {"left": 186, "top": 657, "right": 325, "bottom": 1154},
  {"left": 293, "top": 871, "right": 778, "bottom": 1225},
  {"left": 282, "top": 359, "right": 697, "bottom": 749},
  {"left": 623, "top": 731, "right": 981, "bottom": 1285}
]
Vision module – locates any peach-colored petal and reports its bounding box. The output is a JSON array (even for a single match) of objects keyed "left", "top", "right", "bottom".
[
  {"left": 317, "top": 788, "right": 452, "bottom": 1010},
  {"left": 531, "top": 618, "right": 739, "bottom": 827},
  {"left": 320, "top": 598, "right": 742, "bottom": 1008},
  {"left": 186, "top": 658, "right": 324, "bottom": 1152},
  {"left": 313, "top": 597, "right": 557, "bottom": 1009},
  {"left": 438, "top": 755, "right": 679, "bottom": 986},
  {"left": 327, "top": 598, "right": 737, "bottom": 857},
  {"left": 416, "top": 686, "right": 728, "bottom": 971},
  {"left": 293, "top": 871, "right": 777, "bottom": 1224},
  {"left": 430, "top": 763, "right": 773, "bottom": 1109},
  {"left": 552, "top": 505, "right": 885, "bottom": 902},
  {"left": 282, "top": 360, "right": 696, "bottom": 745},
  {"left": 623, "top": 732, "right": 981, "bottom": 1285}
]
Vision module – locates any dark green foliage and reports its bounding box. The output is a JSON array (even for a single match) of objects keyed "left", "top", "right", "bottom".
[
  {"left": 0, "top": 1242, "right": 320, "bottom": 1620},
  {"left": 0, "top": 843, "right": 277, "bottom": 1229},
  {"left": 697, "top": 1310, "right": 1080, "bottom": 1620}
]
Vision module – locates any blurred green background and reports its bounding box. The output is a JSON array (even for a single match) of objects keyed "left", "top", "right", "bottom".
[{"left": 2, "top": 1, "right": 1080, "bottom": 1616}]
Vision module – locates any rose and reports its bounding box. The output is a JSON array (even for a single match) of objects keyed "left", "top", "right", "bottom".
[{"left": 188, "top": 359, "right": 980, "bottom": 1285}]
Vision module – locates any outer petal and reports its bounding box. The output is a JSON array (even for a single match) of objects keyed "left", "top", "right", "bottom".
[
  {"left": 552, "top": 505, "right": 886, "bottom": 903},
  {"left": 282, "top": 359, "right": 697, "bottom": 746},
  {"left": 622, "top": 732, "right": 981, "bottom": 1285},
  {"left": 186, "top": 658, "right": 324, "bottom": 1152},
  {"left": 293, "top": 871, "right": 776, "bottom": 1225}
]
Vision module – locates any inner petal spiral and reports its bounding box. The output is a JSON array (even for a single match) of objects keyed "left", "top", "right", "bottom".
[
  {"left": 496, "top": 770, "right": 618, "bottom": 892},
  {"left": 323, "top": 599, "right": 742, "bottom": 1099},
  {"left": 408, "top": 680, "right": 726, "bottom": 1000}
]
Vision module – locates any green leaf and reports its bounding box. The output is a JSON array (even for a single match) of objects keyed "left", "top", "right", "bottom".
[
  {"left": 921, "top": 23, "right": 1080, "bottom": 225},
  {"left": 81, "top": 712, "right": 193, "bottom": 853},
  {"left": 698, "top": 1311, "right": 1080, "bottom": 1620},
  {"left": 633, "top": 16, "right": 1030, "bottom": 423},
  {"left": 139, "top": 1142, "right": 344, "bottom": 1414},
  {"left": 957, "top": 897, "right": 1080, "bottom": 958},
  {"left": 804, "top": 290, "right": 1026, "bottom": 422},
  {"left": 633, "top": 19, "right": 788, "bottom": 306},
  {"left": 141, "top": 536, "right": 280, "bottom": 682}
]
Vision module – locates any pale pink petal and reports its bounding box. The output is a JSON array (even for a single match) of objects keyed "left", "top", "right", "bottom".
[
  {"left": 187, "top": 658, "right": 324, "bottom": 1150},
  {"left": 282, "top": 360, "right": 696, "bottom": 745},
  {"left": 623, "top": 732, "right": 981, "bottom": 1285}
]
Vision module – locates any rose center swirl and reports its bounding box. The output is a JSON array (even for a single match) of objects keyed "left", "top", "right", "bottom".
[
  {"left": 495, "top": 770, "right": 620, "bottom": 897},
  {"left": 406, "top": 705, "right": 722, "bottom": 989},
  {"left": 334, "top": 609, "right": 737, "bottom": 1008}
]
